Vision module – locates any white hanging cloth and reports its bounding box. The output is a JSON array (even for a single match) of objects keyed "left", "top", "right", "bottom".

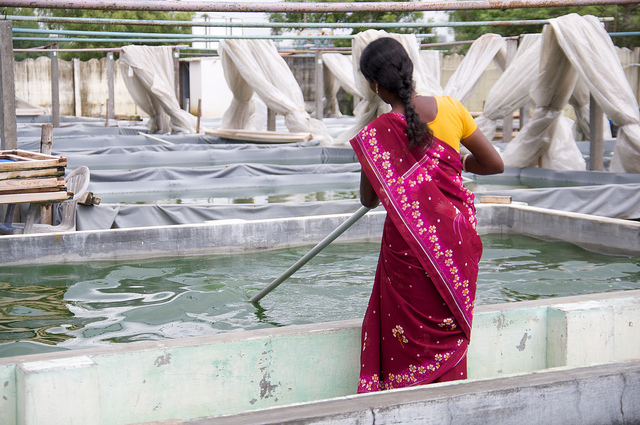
[
  {"left": 444, "top": 33, "right": 507, "bottom": 104},
  {"left": 218, "top": 39, "right": 332, "bottom": 144},
  {"left": 419, "top": 50, "right": 443, "bottom": 88},
  {"left": 548, "top": 14, "right": 640, "bottom": 173},
  {"left": 475, "top": 34, "right": 542, "bottom": 142},
  {"left": 321, "top": 54, "right": 360, "bottom": 116},
  {"left": 322, "top": 53, "right": 362, "bottom": 99},
  {"left": 502, "top": 14, "right": 639, "bottom": 171},
  {"left": 119, "top": 46, "right": 196, "bottom": 133},
  {"left": 16, "top": 96, "right": 48, "bottom": 115},
  {"left": 501, "top": 21, "right": 586, "bottom": 170}
]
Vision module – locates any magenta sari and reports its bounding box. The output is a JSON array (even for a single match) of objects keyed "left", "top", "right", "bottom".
[{"left": 351, "top": 113, "right": 482, "bottom": 392}]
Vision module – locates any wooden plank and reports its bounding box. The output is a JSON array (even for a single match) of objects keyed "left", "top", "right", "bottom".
[
  {"left": 205, "top": 128, "right": 313, "bottom": 144},
  {"left": 0, "top": 186, "right": 67, "bottom": 195},
  {"left": 0, "top": 167, "right": 64, "bottom": 180},
  {"left": 0, "top": 176, "right": 64, "bottom": 192},
  {"left": 480, "top": 195, "right": 512, "bottom": 204},
  {"left": 0, "top": 159, "right": 66, "bottom": 171},
  {"left": 1, "top": 149, "right": 63, "bottom": 161},
  {"left": 0, "top": 191, "right": 71, "bottom": 205}
]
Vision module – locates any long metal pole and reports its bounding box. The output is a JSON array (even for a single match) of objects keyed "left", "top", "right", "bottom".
[
  {"left": 13, "top": 35, "right": 436, "bottom": 43},
  {"left": 2, "top": 14, "right": 615, "bottom": 28},
  {"left": 250, "top": 206, "right": 371, "bottom": 303},
  {"left": 0, "top": 0, "right": 635, "bottom": 12}
]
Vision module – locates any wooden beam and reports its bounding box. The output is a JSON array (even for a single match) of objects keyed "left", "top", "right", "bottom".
[
  {"left": 0, "top": 21, "right": 17, "bottom": 150},
  {"left": 0, "top": 167, "right": 65, "bottom": 180},
  {"left": 0, "top": 191, "right": 71, "bottom": 205}
]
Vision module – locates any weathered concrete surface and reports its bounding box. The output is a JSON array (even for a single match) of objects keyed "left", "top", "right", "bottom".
[
  {"left": 1, "top": 290, "right": 639, "bottom": 425},
  {"left": 190, "top": 361, "right": 640, "bottom": 425},
  {"left": 1, "top": 204, "right": 639, "bottom": 266}
]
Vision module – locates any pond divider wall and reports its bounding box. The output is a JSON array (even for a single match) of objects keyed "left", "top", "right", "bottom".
[{"left": 0, "top": 204, "right": 639, "bottom": 266}]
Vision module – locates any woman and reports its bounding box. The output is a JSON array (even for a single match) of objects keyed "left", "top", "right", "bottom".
[{"left": 351, "top": 37, "right": 504, "bottom": 393}]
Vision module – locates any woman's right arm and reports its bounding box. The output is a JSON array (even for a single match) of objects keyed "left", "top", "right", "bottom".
[
  {"left": 460, "top": 128, "right": 504, "bottom": 175},
  {"left": 359, "top": 170, "right": 380, "bottom": 208}
]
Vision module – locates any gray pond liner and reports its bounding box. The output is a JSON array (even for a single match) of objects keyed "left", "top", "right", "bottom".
[{"left": 13, "top": 117, "right": 640, "bottom": 231}]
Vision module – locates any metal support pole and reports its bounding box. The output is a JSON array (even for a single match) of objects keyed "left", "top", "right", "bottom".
[
  {"left": 173, "top": 47, "right": 180, "bottom": 103},
  {"left": 73, "top": 58, "right": 82, "bottom": 117},
  {"left": 589, "top": 94, "right": 604, "bottom": 171},
  {"left": 50, "top": 45, "right": 60, "bottom": 128},
  {"left": 107, "top": 51, "right": 115, "bottom": 120},
  {"left": 0, "top": 21, "right": 16, "bottom": 150},
  {"left": 267, "top": 108, "right": 276, "bottom": 131},
  {"left": 314, "top": 49, "right": 323, "bottom": 121},
  {"left": 196, "top": 98, "right": 202, "bottom": 133},
  {"left": 501, "top": 39, "right": 517, "bottom": 142},
  {"left": 519, "top": 102, "right": 530, "bottom": 131}
]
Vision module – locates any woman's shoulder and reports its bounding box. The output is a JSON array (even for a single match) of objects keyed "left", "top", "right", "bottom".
[{"left": 435, "top": 95, "right": 466, "bottom": 110}]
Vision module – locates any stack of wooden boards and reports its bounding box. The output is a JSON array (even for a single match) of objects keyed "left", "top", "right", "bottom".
[{"left": 0, "top": 150, "right": 71, "bottom": 204}]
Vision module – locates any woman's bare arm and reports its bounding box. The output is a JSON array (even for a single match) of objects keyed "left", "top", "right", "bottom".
[
  {"left": 460, "top": 128, "right": 504, "bottom": 175},
  {"left": 359, "top": 170, "right": 380, "bottom": 208}
]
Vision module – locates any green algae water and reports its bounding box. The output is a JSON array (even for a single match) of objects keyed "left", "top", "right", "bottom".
[{"left": 1, "top": 234, "right": 640, "bottom": 358}]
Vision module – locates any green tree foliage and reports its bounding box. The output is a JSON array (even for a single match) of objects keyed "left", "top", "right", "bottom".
[
  {"left": 268, "top": 0, "right": 432, "bottom": 48},
  {"left": 450, "top": 6, "right": 639, "bottom": 52},
  {"left": 43, "top": 9, "right": 195, "bottom": 60},
  {"left": 9, "top": 9, "right": 195, "bottom": 61},
  {"left": 4, "top": 8, "right": 43, "bottom": 61}
]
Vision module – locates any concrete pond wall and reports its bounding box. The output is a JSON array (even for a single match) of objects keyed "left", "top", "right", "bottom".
[
  {"left": 0, "top": 290, "right": 638, "bottom": 425},
  {"left": 0, "top": 204, "right": 640, "bottom": 423}
]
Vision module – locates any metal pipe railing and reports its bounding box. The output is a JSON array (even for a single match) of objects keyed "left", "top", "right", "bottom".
[
  {"left": 2, "top": 14, "right": 616, "bottom": 29},
  {"left": 0, "top": 0, "right": 636, "bottom": 13},
  {"left": 12, "top": 27, "right": 436, "bottom": 40},
  {"left": 12, "top": 34, "right": 436, "bottom": 43}
]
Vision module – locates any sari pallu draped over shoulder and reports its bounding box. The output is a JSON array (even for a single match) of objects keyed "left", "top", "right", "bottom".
[{"left": 351, "top": 113, "right": 482, "bottom": 391}]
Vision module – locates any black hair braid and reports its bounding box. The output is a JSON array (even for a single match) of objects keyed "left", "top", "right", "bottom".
[
  {"left": 398, "top": 80, "right": 432, "bottom": 150},
  {"left": 360, "top": 37, "right": 433, "bottom": 150}
]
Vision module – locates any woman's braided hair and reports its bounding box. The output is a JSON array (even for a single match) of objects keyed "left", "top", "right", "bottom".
[{"left": 360, "top": 37, "right": 433, "bottom": 150}]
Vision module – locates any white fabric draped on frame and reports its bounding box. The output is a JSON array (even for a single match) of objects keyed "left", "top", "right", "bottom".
[
  {"left": 120, "top": 46, "right": 196, "bottom": 134},
  {"left": 475, "top": 34, "right": 542, "bottom": 143},
  {"left": 218, "top": 39, "right": 333, "bottom": 144},
  {"left": 502, "top": 14, "right": 640, "bottom": 172},
  {"left": 443, "top": 33, "right": 507, "bottom": 104},
  {"left": 322, "top": 53, "right": 362, "bottom": 116}
]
